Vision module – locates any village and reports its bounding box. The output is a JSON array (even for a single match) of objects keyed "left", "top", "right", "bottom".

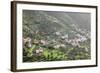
[{"left": 23, "top": 30, "right": 90, "bottom": 61}]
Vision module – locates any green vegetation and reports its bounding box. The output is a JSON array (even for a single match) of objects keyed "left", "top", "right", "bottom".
[
  {"left": 23, "top": 10, "right": 91, "bottom": 62},
  {"left": 23, "top": 40, "right": 90, "bottom": 62}
]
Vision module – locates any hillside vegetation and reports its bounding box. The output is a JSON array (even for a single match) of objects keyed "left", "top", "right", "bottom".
[{"left": 23, "top": 10, "right": 91, "bottom": 62}]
